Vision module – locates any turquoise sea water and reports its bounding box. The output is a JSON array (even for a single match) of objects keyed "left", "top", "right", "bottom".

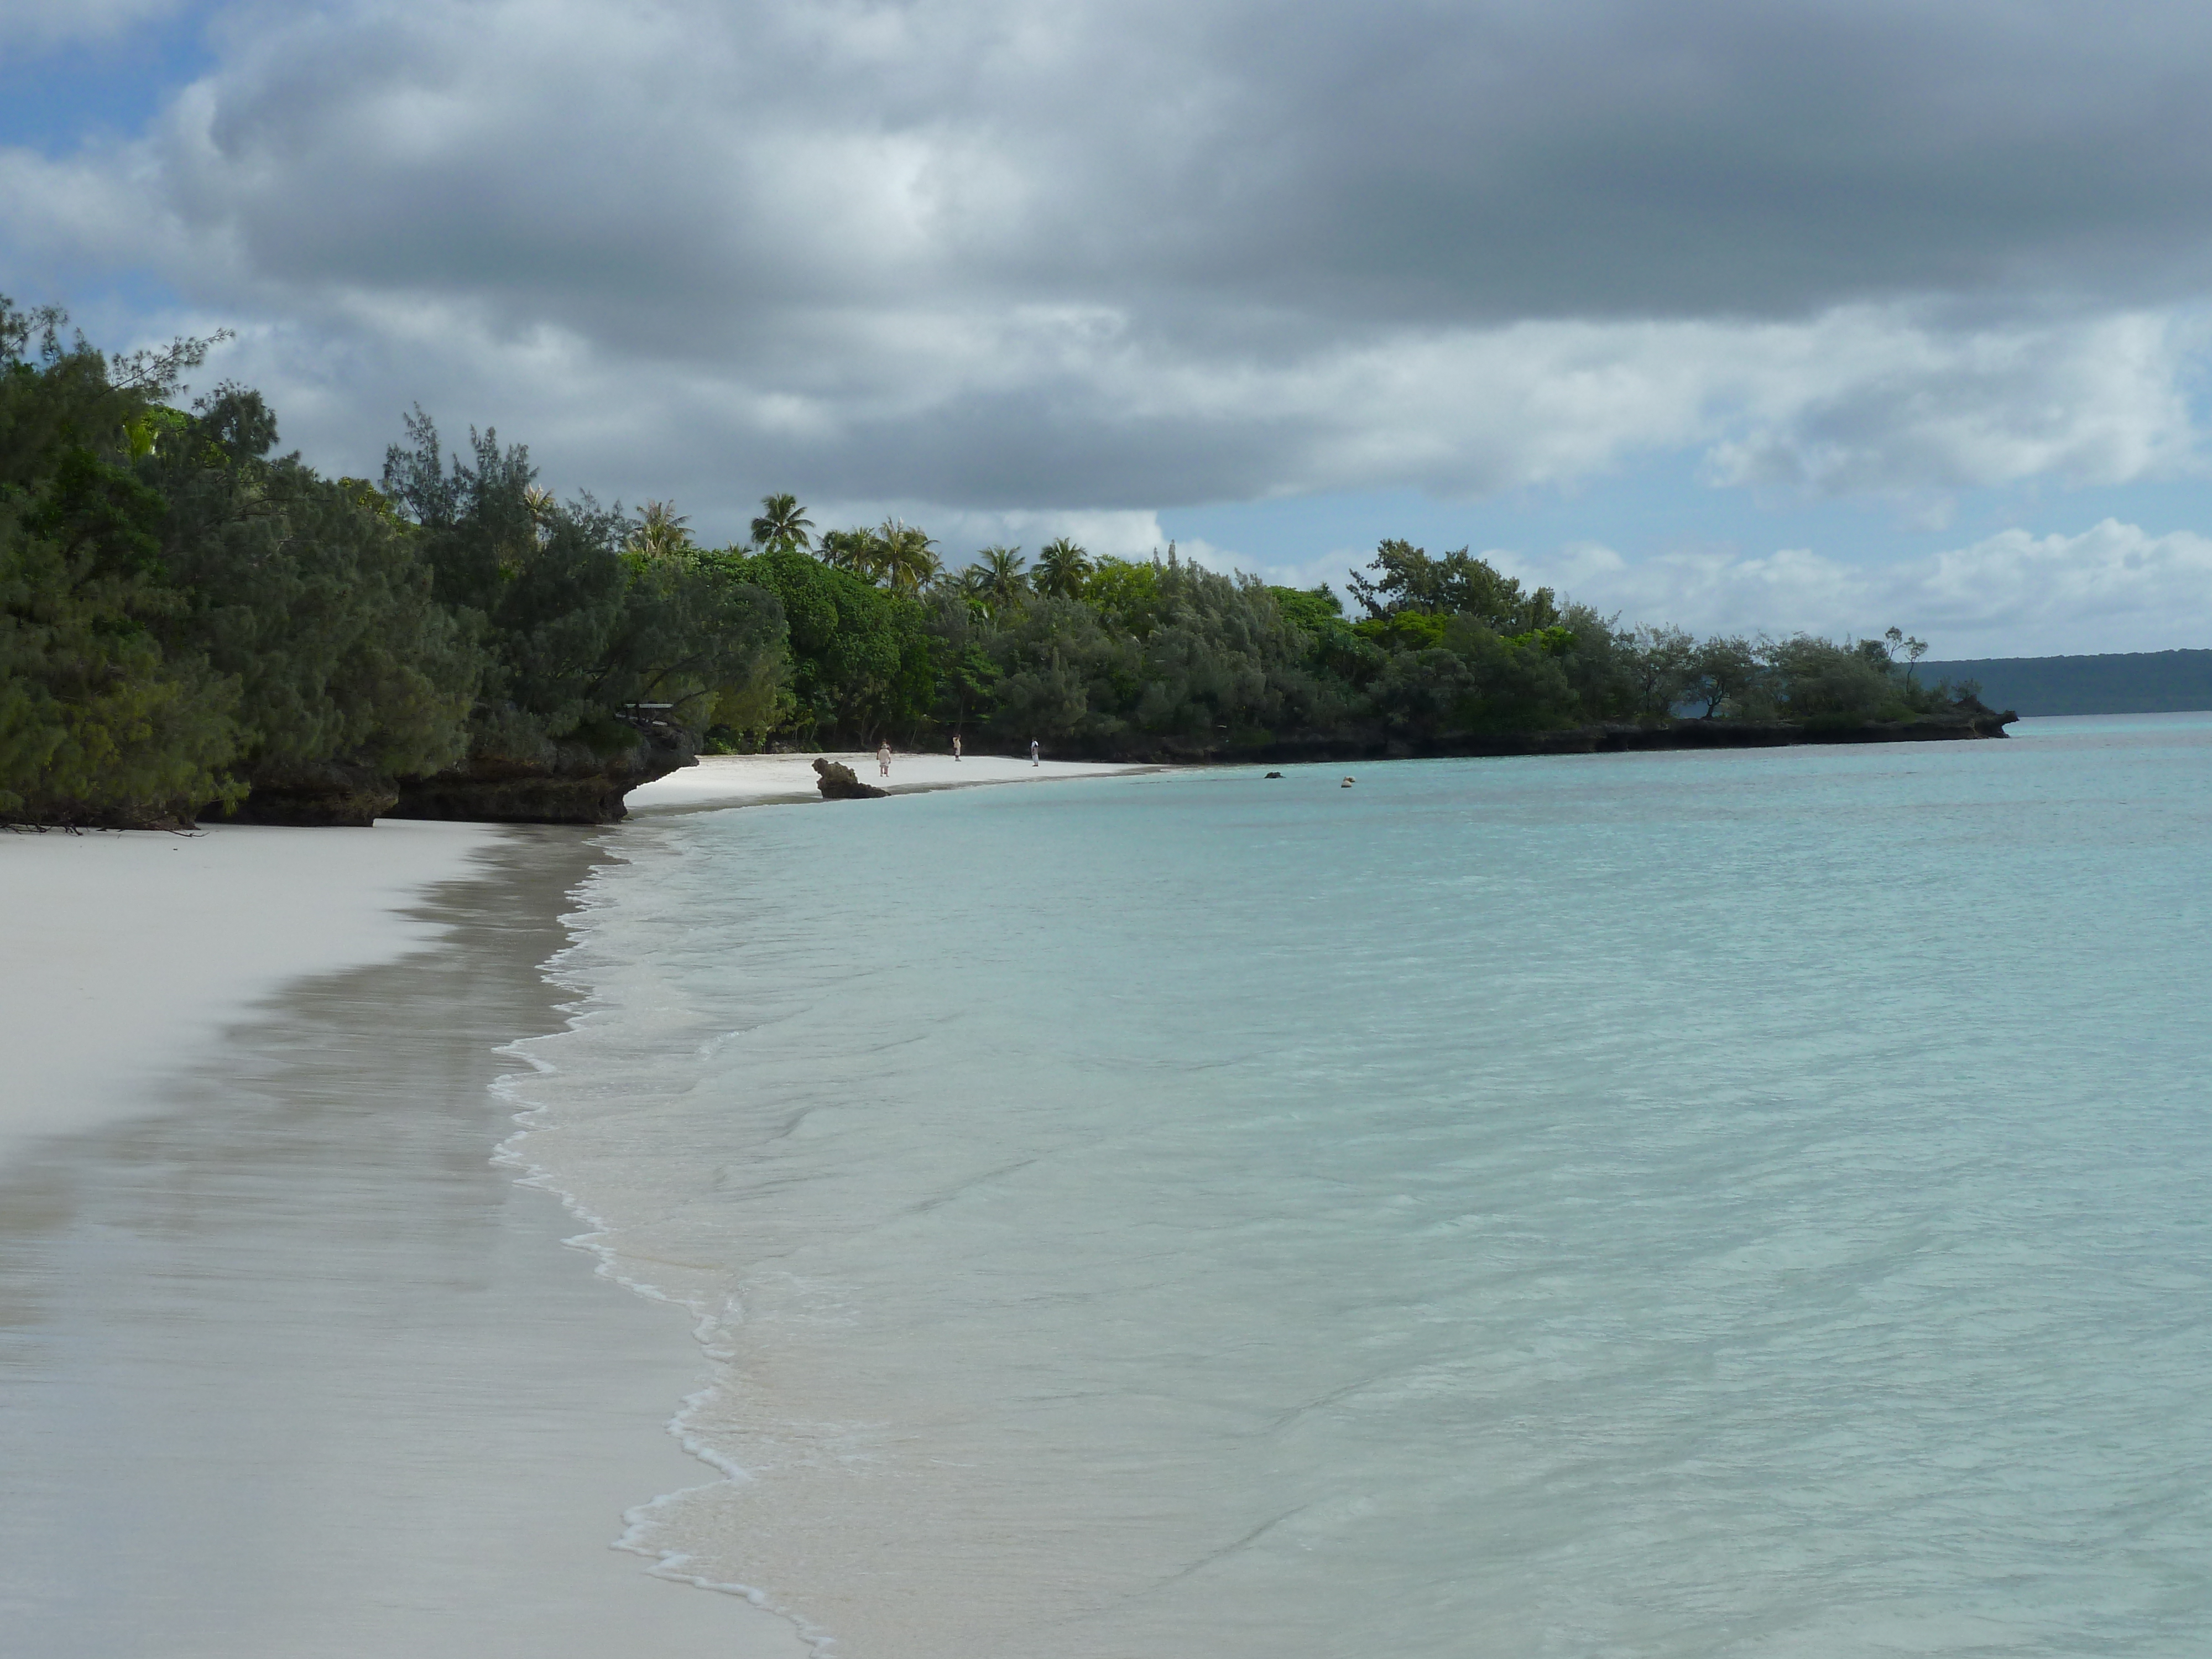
[{"left": 511, "top": 714, "right": 2212, "bottom": 1658}]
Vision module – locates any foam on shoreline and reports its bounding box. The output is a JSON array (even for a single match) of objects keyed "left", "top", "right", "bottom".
[
  {"left": 0, "top": 823, "right": 810, "bottom": 1657},
  {"left": 493, "top": 1029, "right": 841, "bottom": 1656}
]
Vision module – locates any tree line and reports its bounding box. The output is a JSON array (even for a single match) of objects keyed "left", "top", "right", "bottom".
[{"left": 2, "top": 299, "right": 1994, "bottom": 827}]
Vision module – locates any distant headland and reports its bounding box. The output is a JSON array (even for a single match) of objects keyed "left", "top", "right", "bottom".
[{"left": 1918, "top": 650, "right": 2212, "bottom": 718}]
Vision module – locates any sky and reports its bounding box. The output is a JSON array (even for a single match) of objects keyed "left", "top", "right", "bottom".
[{"left": 8, "top": 0, "right": 2212, "bottom": 657}]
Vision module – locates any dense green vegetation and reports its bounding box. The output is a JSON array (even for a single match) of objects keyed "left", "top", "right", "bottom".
[
  {"left": 688, "top": 524, "right": 1986, "bottom": 758},
  {"left": 1, "top": 298, "right": 2000, "bottom": 827},
  {"left": 377, "top": 411, "right": 783, "bottom": 769},
  {"left": 2, "top": 301, "right": 775, "bottom": 825}
]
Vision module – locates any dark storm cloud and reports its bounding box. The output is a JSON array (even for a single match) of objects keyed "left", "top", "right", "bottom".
[
  {"left": 4, "top": 0, "right": 2209, "bottom": 519},
  {"left": 1199, "top": 0, "right": 2212, "bottom": 319},
  {"left": 156, "top": 0, "right": 2212, "bottom": 325}
]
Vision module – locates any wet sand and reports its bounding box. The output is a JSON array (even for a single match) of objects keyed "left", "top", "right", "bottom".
[
  {"left": 0, "top": 827, "right": 805, "bottom": 1658},
  {"left": 1, "top": 819, "right": 500, "bottom": 1170}
]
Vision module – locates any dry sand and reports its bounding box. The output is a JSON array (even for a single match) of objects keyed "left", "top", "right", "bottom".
[
  {"left": 0, "top": 819, "right": 498, "bottom": 1173},
  {"left": 628, "top": 749, "right": 1157, "bottom": 813}
]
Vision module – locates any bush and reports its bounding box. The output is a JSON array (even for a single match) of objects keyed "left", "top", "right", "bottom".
[{"left": 1, "top": 300, "right": 242, "bottom": 824}]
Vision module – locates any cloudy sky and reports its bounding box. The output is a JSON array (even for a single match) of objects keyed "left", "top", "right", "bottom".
[{"left": 8, "top": 0, "right": 2212, "bottom": 655}]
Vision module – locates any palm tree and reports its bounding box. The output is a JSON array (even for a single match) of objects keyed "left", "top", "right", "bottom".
[
  {"left": 964, "top": 545, "right": 1030, "bottom": 614},
  {"left": 818, "top": 526, "right": 876, "bottom": 576},
  {"left": 523, "top": 484, "right": 559, "bottom": 541},
  {"left": 630, "top": 499, "right": 694, "bottom": 561},
  {"left": 875, "top": 518, "right": 942, "bottom": 594},
  {"left": 751, "top": 492, "right": 813, "bottom": 553},
  {"left": 1034, "top": 535, "right": 1092, "bottom": 601}
]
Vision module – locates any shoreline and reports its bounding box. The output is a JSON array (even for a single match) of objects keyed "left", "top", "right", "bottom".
[
  {"left": 0, "top": 825, "right": 807, "bottom": 1657},
  {"left": 494, "top": 1015, "right": 834, "bottom": 1650},
  {"left": 623, "top": 716, "right": 2010, "bottom": 822},
  {"left": 1021, "top": 709, "right": 2018, "bottom": 765},
  {"left": 626, "top": 751, "right": 1162, "bottom": 815},
  {"left": 6, "top": 726, "right": 2190, "bottom": 1653},
  {"left": 0, "top": 755, "right": 1161, "bottom": 1183}
]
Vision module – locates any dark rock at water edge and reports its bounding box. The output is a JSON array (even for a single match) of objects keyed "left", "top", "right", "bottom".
[
  {"left": 218, "top": 762, "right": 403, "bottom": 828},
  {"left": 387, "top": 734, "right": 696, "bottom": 825},
  {"left": 1052, "top": 703, "right": 2018, "bottom": 765},
  {"left": 116, "top": 737, "right": 690, "bottom": 831},
  {"left": 814, "top": 758, "right": 889, "bottom": 800}
]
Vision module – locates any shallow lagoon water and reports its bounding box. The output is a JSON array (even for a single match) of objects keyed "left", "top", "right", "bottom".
[{"left": 514, "top": 714, "right": 2212, "bottom": 1656}]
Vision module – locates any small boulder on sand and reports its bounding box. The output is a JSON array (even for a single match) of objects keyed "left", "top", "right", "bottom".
[{"left": 814, "top": 758, "right": 889, "bottom": 800}]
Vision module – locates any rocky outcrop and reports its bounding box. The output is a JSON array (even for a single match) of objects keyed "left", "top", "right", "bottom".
[
  {"left": 814, "top": 757, "right": 888, "bottom": 799},
  {"left": 221, "top": 762, "right": 403, "bottom": 828},
  {"left": 388, "top": 734, "right": 696, "bottom": 825}
]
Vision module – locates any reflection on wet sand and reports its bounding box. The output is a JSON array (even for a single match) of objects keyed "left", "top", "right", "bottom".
[{"left": 0, "top": 826, "right": 804, "bottom": 1659}]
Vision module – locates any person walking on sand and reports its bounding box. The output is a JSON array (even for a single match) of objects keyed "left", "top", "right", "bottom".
[
  {"left": 878, "top": 740, "right": 891, "bottom": 779},
  {"left": 953, "top": 733, "right": 962, "bottom": 762},
  {"left": 1030, "top": 738, "right": 1040, "bottom": 767}
]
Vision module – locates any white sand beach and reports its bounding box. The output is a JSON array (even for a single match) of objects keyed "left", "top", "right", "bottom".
[
  {"left": 0, "top": 757, "right": 1164, "bottom": 1656},
  {"left": 0, "top": 819, "right": 498, "bottom": 1174},
  {"left": 0, "top": 753, "right": 1146, "bottom": 1173},
  {"left": 628, "top": 749, "right": 1157, "bottom": 813},
  {"left": 1, "top": 755, "right": 1147, "bottom": 1170},
  {"left": 0, "top": 822, "right": 808, "bottom": 1658}
]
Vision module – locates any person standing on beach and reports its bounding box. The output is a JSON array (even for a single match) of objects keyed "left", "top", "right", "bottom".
[
  {"left": 1030, "top": 738, "right": 1040, "bottom": 767},
  {"left": 878, "top": 741, "right": 891, "bottom": 779},
  {"left": 953, "top": 733, "right": 962, "bottom": 762}
]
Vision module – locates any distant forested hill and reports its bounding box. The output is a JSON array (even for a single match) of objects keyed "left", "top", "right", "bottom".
[{"left": 1919, "top": 650, "right": 2212, "bottom": 716}]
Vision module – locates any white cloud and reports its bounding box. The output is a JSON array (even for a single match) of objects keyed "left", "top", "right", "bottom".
[
  {"left": 16, "top": 268, "right": 2193, "bottom": 551},
  {"left": 1700, "top": 312, "right": 2203, "bottom": 500},
  {"left": 4, "top": 0, "right": 2211, "bottom": 528},
  {"left": 1492, "top": 521, "right": 2212, "bottom": 657}
]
